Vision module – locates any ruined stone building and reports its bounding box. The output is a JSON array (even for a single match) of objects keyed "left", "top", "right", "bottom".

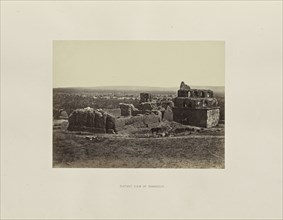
[
  {"left": 66, "top": 82, "right": 220, "bottom": 134},
  {"left": 173, "top": 81, "right": 220, "bottom": 128},
  {"left": 67, "top": 93, "right": 162, "bottom": 134}
]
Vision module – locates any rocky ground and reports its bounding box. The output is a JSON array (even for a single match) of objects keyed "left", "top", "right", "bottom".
[{"left": 53, "top": 119, "right": 225, "bottom": 168}]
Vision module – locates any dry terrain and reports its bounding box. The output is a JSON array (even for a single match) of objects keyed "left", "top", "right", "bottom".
[{"left": 53, "top": 119, "right": 225, "bottom": 168}]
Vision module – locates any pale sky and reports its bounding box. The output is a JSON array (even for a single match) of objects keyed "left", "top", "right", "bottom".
[{"left": 53, "top": 41, "right": 224, "bottom": 88}]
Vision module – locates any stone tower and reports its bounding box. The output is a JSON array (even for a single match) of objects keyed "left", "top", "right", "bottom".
[{"left": 173, "top": 81, "right": 220, "bottom": 128}]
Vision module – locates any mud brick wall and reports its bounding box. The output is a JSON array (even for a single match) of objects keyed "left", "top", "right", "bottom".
[
  {"left": 173, "top": 107, "right": 220, "bottom": 128},
  {"left": 140, "top": 93, "right": 152, "bottom": 103},
  {"left": 68, "top": 108, "right": 117, "bottom": 133},
  {"left": 68, "top": 108, "right": 95, "bottom": 128}
]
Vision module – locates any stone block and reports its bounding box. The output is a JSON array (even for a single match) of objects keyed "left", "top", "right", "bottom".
[{"left": 173, "top": 107, "right": 220, "bottom": 128}]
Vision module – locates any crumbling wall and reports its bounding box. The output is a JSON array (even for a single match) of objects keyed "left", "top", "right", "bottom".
[
  {"left": 163, "top": 106, "right": 173, "bottom": 121},
  {"left": 174, "top": 97, "right": 218, "bottom": 108},
  {"left": 138, "top": 102, "right": 157, "bottom": 112},
  {"left": 140, "top": 93, "right": 152, "bottom": 103},
  {"left": 119, "top": 103, "right": 133, "bottom": 116},
  {"left": 173, "top": 107, "right": 220, "bottom": 128},
  {"left": 159, "top": 100, "right": 174, "bottom": 109},
  {"left": 68, "top": 107, "right": 162, "bottom": 133},
  {"left": 180, "top": 81, "right": 191, "bottom": 90},
  {"left": 119, "top": 103, "right": 143, "bottom": 116},
  {"left": 207, "top": 108, "right": 220, "bottom": 127},
  {"left": 190, "top": 89, "right": 213, "bottom": 98},
  {"left": 177, "top": 90, "right": 189, "bottom": 97},
  {"left": 178, "top": 81, "right": 191, "bottom": 97},
  {"left": 68, "top": 108, "right": 115, "bottom": 133},
  {"left": 115, "top": 113, "right": 161, "bottom": 131}
]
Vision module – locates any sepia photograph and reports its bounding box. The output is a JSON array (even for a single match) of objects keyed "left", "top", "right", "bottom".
[
  {"left": 53, "top": 41, "right": 225, "bottom": 168},
  {"left": 1, "top": 1, "right": 282, "bottom": 219}
]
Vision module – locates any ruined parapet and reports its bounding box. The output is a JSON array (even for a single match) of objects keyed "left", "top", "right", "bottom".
[
  {"left": 140, "top": 93, "right": 152, "bottom": 103},
  {"left": 190, "top": 89, "right": 213, "bottom": 98},
  {"left": 174, "top": 97, "right": 218, "bottom": 108},
  {"left": 177, "top": 90, "right": 190, "bottom": 97}
]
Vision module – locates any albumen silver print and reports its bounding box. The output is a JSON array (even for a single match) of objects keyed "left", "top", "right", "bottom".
[{"left": 53, "top": 41, "right": 225, "bottom": 168}]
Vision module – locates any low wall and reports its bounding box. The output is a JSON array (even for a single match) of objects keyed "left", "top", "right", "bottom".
[
  {"left": 68, "top": 107, "right": 162, "bottom": 133},
  {"left": 115, "top": 113, "right": 161, "bottom": 131}
]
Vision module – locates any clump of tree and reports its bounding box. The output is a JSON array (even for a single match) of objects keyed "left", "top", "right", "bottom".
[{"left": 53, "top": 93, "right": 139, "bottom": 117}]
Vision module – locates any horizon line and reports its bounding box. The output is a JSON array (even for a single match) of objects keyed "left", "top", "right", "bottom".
[{"left": 53, "top": 85, "right": 225, "bottom": 89}]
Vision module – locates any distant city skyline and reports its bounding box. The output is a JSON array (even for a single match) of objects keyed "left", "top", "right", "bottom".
[{"left": 53, "top": 41, "right": 225, "bottom": 88}]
